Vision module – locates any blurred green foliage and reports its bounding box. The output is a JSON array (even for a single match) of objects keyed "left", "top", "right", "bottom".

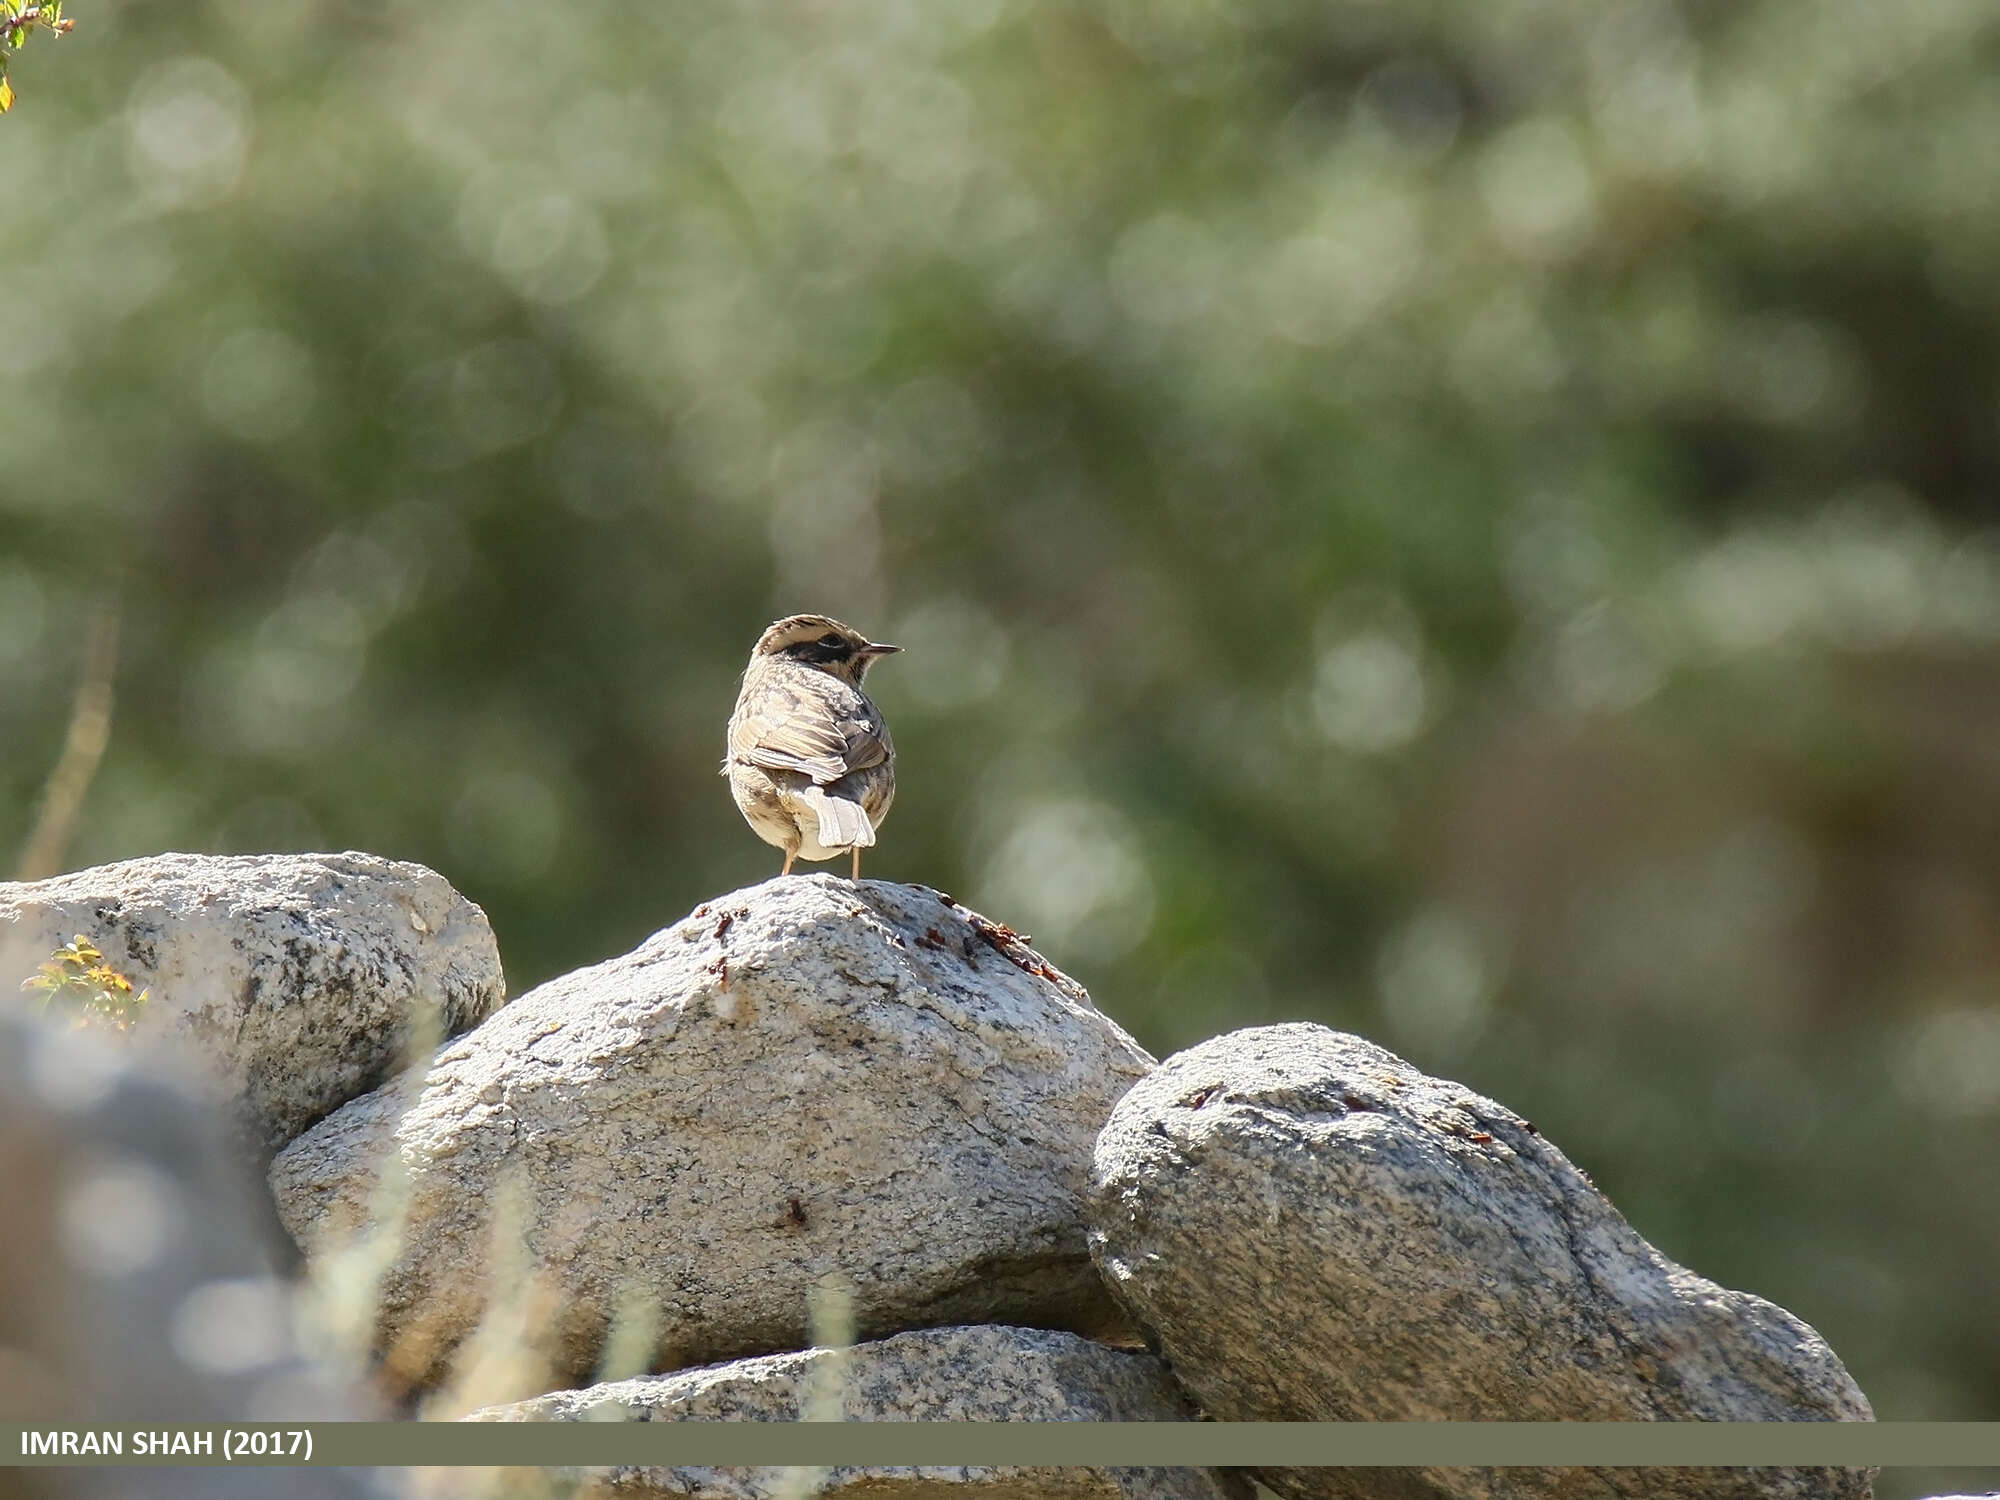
[{"left": 5, "top": 0, "right": 2000, "bottom": 1461}]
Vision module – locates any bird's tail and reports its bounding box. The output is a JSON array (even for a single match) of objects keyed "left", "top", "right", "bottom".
[{"left": 801, "top": 786, "right": 876, "bottom": 850}]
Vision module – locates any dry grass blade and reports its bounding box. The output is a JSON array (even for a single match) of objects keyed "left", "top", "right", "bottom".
[{"left": 16, "top": 598, "right": 121, "bottom": 882}]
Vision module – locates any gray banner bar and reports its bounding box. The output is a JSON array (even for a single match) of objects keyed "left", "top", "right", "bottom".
[{"left": 5, "top": 1423, "right": 2000, "bottom": 1468}]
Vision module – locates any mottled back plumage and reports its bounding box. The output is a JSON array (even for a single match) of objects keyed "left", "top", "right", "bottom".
[{"left": 725, "top": 615, "right": 900, "bottom": 878}]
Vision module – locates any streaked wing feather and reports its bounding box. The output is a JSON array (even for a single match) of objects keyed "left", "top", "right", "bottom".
[{"left": 733, "top": 700, "right": 889, "bottom": 786}]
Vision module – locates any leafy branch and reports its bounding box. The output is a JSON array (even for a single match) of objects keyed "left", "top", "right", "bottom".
[{"left": 1, "top": 2, "right": 77, "bottom": 115}]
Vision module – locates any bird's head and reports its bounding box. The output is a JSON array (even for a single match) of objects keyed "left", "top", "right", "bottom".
[{"left": 751, "top": 614, "right": 902, "bottom": 688}]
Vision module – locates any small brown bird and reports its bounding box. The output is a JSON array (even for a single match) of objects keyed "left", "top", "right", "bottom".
[{"left": 724, "top": 614, "right": 901, "bottom": 880}]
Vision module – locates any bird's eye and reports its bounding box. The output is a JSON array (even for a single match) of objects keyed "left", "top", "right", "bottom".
[{"left": 817, "top": 633, "right": 845, "bottom": 648}]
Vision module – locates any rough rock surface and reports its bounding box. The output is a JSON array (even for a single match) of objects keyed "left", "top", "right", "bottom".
[
  {"left": 1086, "top": 1023, "right": 1874, "bottom": 1500},
  {"left": 0, "top": 852, "right": 505, "bottom": 1155},
  {"left": 270, "top": 875, "right": 1154, "bottom": 1396},
  {"left": 0, "top": 1009, "right": 381, "bottom": 1499},
  {"left": 467, "top": 1323, "right": 1247, "bottom": 1500}
]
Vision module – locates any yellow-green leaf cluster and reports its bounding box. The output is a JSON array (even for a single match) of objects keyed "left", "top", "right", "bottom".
[
  {"left": 0, "top": 2, "right": 75, "bottom": 114},
  {"left": 21, "top": 934, "right": 150, "bottom": 1032}
]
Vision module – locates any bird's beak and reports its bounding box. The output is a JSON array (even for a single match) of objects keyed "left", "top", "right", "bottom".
[{"left": 860, "top": 642, "right": 903, "bottom": 656}]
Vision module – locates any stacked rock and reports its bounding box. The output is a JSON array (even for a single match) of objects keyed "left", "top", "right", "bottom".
[{"left": 3, "top": 855, "right": 1883, "bottom": 1500}]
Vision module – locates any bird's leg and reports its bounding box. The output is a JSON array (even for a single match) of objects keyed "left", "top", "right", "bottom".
[
  {"left": 851, "top": 847, "right": 862, "bottom": 882},
  {"left": 781, "top": 848, "right": 797, "bottom": 876}
]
